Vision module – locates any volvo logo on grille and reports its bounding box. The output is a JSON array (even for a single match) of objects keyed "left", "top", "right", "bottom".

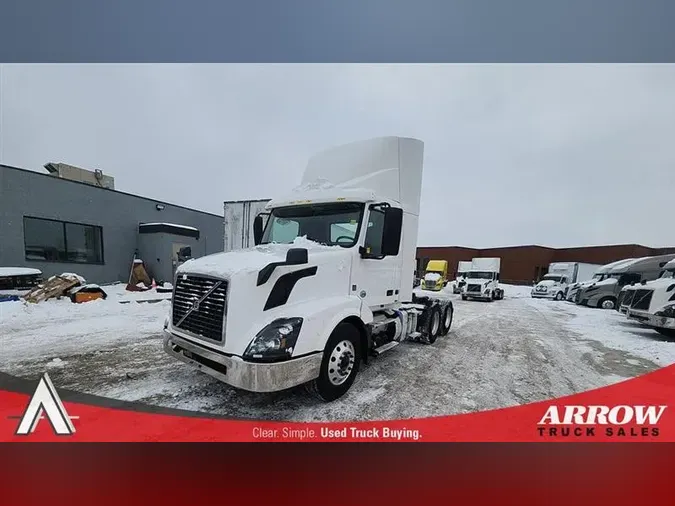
[{"left": 176, "top": 280, "right": 223, "bottom": 328}]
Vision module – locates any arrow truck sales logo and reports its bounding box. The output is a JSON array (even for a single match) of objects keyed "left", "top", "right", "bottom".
[
  {"left": 12, "top": 373, "right": 78, "bottom": 436},
  {"left": 537, "top": 405, "right": 667, "bottom": 438}
]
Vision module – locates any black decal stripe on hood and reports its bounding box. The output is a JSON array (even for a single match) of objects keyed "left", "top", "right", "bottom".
[{"left": 264, "top": 266, "right": 318, "bottom": 311}]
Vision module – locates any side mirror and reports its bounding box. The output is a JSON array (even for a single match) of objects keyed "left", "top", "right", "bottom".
[
  {"left": 285, "top": 248, "right": 308, "bottom": 265},
  {"left": 381, "top": 207, "right": 403, "bottom": 256},
  {"left": 253, "top": 214, "right": 264, "bottom": 245}
]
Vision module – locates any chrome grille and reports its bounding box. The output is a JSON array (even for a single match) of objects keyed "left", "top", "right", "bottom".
[
  {"left": 630, "top": 289, "right": 653, "bottom": 311},
  {"left": 172, "top": 275, "right": 228, "bottom": 342},
  {"left": 467, "top": 284, "right": 481, "bottom": 293}
]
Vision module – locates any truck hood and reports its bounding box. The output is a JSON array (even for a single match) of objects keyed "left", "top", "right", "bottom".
[
  {"left": 587, "top": 278, "right": 617, "bottom": 288},
  {"left": 176, "top": 237, "right": 348, "bottom": 279},
  {"left": 535, "top": 280, "right": 559, "bottom": 288},
  {"left": 639, "top": 277, "right": 675, "bottom": 291}
]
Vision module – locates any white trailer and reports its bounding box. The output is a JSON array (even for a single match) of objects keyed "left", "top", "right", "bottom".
[
  {"left": 224, "top": 199, "right": 271, "bottom": 252},
  {"left": 461, "top": 257, "right": 503, "bottom": 301},
  {"left": 163, "top": 137, "right": 455, "bottom": 402}
]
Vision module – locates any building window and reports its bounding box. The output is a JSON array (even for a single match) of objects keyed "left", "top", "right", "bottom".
[{"left": 24, "top": 217, "right": 104, "bottom": 264}]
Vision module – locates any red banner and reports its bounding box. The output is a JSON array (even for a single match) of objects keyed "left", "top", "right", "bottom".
[{"left": 1, "top": 363, "right": 673, "bottom": 442}]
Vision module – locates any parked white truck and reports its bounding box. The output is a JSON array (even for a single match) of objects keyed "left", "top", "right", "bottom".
[
  {"left": 626, "top": 259, "right": 675, "bottom": 338},
  {"left": 452, "top": 260, "right": 472, "bottom": 294},
  {"left": 575, "top": 254, "right": 675, "bottom": 309},
  {"left": 461, "top": 257, "right": 504, "bottom": 301},
  {"left": 163, "top": 137, "right": 455, "bottom": 401},
  {"left": 566, "top": 259, "right": 631, "bottom": 302},
  {"left": 531, "top": 262, "right": 601, "bottom": 301}
]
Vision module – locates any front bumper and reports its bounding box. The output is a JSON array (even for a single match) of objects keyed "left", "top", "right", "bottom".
[
  {"left": 531, "top": 292, "right": 554, "bottom": 299},
  {"left": 627, "top": 310, "right": 675, "bottom": 330},
  {"left": 163, "top": 330, "right": 323, "bottom": 393}
]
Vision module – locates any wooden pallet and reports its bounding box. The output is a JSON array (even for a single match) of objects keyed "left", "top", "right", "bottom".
[{"left": 22, "top": 275, "right": 80, "bottom": 304}]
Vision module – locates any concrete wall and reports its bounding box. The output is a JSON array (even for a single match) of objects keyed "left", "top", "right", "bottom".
[
  {"left": 417, "top": 244, "right": 675, "bottom": 285},
  {"left": 0, "top": 164, "right": 224, "bottom": 284}
]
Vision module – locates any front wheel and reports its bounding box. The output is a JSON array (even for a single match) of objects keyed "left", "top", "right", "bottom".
[
  {"left": 555, "top": 292, "right": 563, "bottom": 301},
  {"left": 307, "top": 322, "right": 361, "bottom": 402},
  {"left": 598, "top": 297, "right": 616, "bottom": 310}
]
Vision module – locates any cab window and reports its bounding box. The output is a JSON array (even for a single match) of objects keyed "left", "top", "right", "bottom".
[{"left": 363, "top": 208, "right": 385, "bottom": 257}]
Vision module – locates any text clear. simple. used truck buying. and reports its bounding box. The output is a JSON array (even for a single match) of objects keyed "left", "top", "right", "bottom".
[
  {"left": 162, "top": 137, "right": 455, "bottom": 401},
  {"left": 461, "top": 257, "right": 504, "bottom": 301}
]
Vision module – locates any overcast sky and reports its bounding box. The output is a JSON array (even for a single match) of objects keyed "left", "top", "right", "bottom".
[{"left": 1, "top": 64, "right": 673, "bottom": 249}]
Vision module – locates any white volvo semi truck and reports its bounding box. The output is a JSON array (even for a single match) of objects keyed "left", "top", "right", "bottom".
[
  {"left": 163, "top": 137, "right": 454, "bottom": 401},
  {"left": 626, "top": 259, "right": 675, "bottom": 338},
  {"left": 461, "top": 257, "right": 504, "bottom": 301}
]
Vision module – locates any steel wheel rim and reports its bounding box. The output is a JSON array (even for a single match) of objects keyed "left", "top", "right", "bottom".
[
  {"left": 602, "top": 300, "right": 615, "bottom": 309},
  {"left": 328, "top": 340, "right": 356, "bottom": 386},
  {"left": 444, "top": 308, "right": 452, "bottom": 328}
]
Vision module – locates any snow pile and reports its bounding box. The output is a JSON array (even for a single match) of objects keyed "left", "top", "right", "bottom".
[
  {"left": 0, "top": 267, "right": 42, "bottom": 277},
  {"left": 529, "top": 298, "right": 675, "bottom": 367},
  {"left": 0, "top": 292, "right": 170, "bottom": 362},
  {"left": 178, "top": 236, "right": 343, "bottom": 278},
  {"left": 58, "top": 272, "right": 87, "bottom": 284},
  {"left": 424, "top": 272, "right": 442, "bottom": 282}
]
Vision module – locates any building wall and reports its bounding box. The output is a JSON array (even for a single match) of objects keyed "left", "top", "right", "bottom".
[
  {"left": 417, "top": 244, "right": 675, "bottom": 285},
  {"left": 0, "top": 165, "right": 224, "bottom": 284}
]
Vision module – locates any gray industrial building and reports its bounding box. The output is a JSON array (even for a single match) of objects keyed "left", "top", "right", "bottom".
[{"left": 0, "top": 163, "right": 224, "bottom": 285}]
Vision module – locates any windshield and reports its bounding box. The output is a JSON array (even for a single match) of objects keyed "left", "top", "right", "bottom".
[
  {"left": 260, "top": 202, "right": 364, "bottom": 247},
  {"left": 542, "top": 275, "right": 563, "bottom": 283},
  {"left": 592, "top": 273, "right": 604, "bottom": 280},
  {"left": 660, "top": 269, "right": 675, "bottom": 279},
  {"left": 467, "top": 271, "right": 493, "bottom": 279}
]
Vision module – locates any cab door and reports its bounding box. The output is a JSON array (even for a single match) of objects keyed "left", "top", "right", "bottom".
[{"left": 350, "top": 205, "right": 401, "bottom": 308}]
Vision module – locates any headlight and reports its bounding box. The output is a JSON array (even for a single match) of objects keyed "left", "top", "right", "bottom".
[
  {"left": 655, "top": 305, "right": 675, "bottom": 318},
  {"left": 244, "top": 317, "right": 303, "bottom": 362}
]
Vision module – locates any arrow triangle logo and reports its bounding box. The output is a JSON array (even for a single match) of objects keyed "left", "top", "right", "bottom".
[{"left": 15, "top": 372, "right": 76, "bottom": 436}]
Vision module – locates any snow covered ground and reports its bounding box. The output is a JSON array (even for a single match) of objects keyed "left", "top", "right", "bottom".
[{"left": 1, "top": 283, "right": 674, "bottom": 421}]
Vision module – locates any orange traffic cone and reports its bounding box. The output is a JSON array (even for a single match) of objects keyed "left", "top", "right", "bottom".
[{"left": 151, "top": 278, "right": 157, "bottom": 289}]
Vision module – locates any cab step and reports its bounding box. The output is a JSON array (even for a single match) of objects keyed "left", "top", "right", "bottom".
[{"left": 373, "top": 341, "right": 400, "bottom": 356}]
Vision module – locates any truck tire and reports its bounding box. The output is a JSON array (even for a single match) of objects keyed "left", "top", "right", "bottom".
[
  {"left": 440, "top": 304, "right": 454, "bottom": 335},
  {"left": 598, "top": 297, "right": 616, "bottom": 310},
  {"left": 461, "top": 295, "right": 467, "bottom": 301},
  {"left": 421, "top": 305, "right": 442, "bottom": 344},
  {"left": 555, "top": 292, "right": 564, "bottom": 301},
  {"left": 307, "top": 322, "right": 362, "bottom": 402}
]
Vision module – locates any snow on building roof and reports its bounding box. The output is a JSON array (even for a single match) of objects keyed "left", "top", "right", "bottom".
[
  {"left": 139, "top": 222, "right": 199, "bottom": 231},
  {"left": 0, "top": 267, "right": 42, "bottom": 277}
]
